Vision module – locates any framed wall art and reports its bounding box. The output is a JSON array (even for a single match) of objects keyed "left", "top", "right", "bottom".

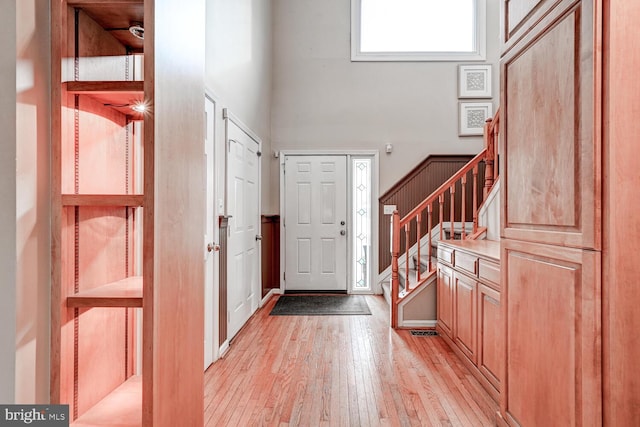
[
  {"left": 458, "top": 64, "right": 492, "bottom": 98},
  {"left": 459, "top": 101, "right": 493, "bottom": 136}
]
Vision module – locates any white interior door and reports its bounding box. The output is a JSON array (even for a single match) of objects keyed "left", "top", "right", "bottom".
[
  {"left": 227, "top": 123, "right": 260, "bottom": 340},
  {"left": 203, "top": 96, "right": 215, "bottom": 369},
  {"left": 284, "top": 155, "right": 347, "bottom": 291}
]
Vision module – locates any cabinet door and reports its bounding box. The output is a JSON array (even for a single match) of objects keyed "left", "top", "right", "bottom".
[
  {"left": 502, "top": 240, "right": 600, "bottom": 426},
  {"left": 501, "top": 0, "right": 599, "bottom": 250},
  {"left": 436, "top": 264, "right": 454, "bottom": 338},
  {"left": 453, "top": 272, "right": 477, "bottom": 364},
  {"left": 478, "top": 284, "right": 501, "bottom": 393}
]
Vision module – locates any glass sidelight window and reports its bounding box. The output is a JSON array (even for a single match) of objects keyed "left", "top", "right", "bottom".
[{"left": 352, "top": 158, "right": 372, "bottom": 290}]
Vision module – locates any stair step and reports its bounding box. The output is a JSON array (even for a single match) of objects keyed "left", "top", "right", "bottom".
[{"left": 398, "top": 269, "right": 428, "bottom": 295}]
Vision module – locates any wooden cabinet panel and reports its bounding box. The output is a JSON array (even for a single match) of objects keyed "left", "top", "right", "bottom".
[
  {"left": 501, "top": 1, "right": 599, "bottom": 250},
  {"left": 505, "top": 0, "right": 544, "bottom": 34},
  {"left": 437, "top": 245, "right": 453, "bottom": 265},
  {"left": 602, "top": 2, "right": 640, "bottom": 424},
  {"left": 453, "top": 272, "right": 477, "bottom": 364},
  {"left": 478, "top": 259, "right": 500, "bottom": 290},
  {"left": 502, "top": 240, "right": 600, "bottom": 426},
  {"left": 437, "top": 264, "right": 454, "bottom": 338},
  {"left": 454, "top": 250, "right": 477, "bottom": 276},
  {"left": 478, "top": 284, "right": 501, "bottom": 393}
]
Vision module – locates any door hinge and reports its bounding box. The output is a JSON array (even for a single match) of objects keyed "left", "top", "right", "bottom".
[{"left": 283, "top": 272, "right": 286, "bottom": 281}]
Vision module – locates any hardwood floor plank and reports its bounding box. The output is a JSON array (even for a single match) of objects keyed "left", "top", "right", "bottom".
[{"left": 204, "top": 295, "right": 497, "bottom": 427}]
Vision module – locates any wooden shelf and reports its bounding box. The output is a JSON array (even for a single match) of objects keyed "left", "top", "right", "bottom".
[
  {"left": 62, "top": 194, "right": 143, "bottom": 207},
  {"left": 67, "top": 276, "right": 142, "bottom": 308},
  {"left": 65, "top": 80, "right": 143, "bottom": 95},
  {"left": 72, "top": 375, "right": 141, "bottom": 427},
  {"left": 64, "top": 81, "right": 145, "bottom": 119}
]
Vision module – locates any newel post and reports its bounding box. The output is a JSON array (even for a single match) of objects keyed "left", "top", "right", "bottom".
[
  {"left": 483, "top": 117, "right": 495, "bottom": 198},
  {"left": 390, "top": 210, "right": 400, "bottom": 329}
]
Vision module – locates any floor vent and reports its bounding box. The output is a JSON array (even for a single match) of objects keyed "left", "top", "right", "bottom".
[{"left": 410, "top": 330, "right": 438, "bottom": 336}]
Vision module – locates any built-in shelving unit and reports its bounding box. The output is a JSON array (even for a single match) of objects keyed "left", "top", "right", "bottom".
[
  {"left": 51, "top": 1, "right": 145, "bottom": 425},
  {"left": 52, "top": 1, "right": 207, "bottom": 425}
]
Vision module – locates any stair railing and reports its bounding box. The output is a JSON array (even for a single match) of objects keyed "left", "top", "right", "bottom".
[{"left": 390, "top": 110, "right": 499, "bottom": 328}]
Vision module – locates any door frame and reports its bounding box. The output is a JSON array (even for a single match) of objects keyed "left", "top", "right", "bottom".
[
  {"left": 278, "top": 150, "right": 379, "bottom": 294},
  {"left": 204, "top": 90, "right": 222, "bottom": 365}
]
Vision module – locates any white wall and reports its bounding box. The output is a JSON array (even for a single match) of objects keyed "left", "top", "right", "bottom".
[
  {"left": 0, "top": 0, "right": 18, "bottom": 404},
  {"left": 205, "top": 0, "right": 274, "bottom": 213},
  {"left": 272, "top": 0, "right": 501, "bottom": 199},
  {"left": 15, "top": 0, "right": 51, "bottom": 404}
]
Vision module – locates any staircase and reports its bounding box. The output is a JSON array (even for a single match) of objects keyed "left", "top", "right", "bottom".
[{"left": 387, "top": 111, "right": 500, "bottom": 328}]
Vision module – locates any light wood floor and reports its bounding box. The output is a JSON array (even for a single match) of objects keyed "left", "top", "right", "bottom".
[{"left": 204, "top": 295, "right": 497, "bottom": 426}]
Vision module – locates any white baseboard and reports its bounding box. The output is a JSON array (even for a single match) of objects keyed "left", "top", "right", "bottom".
[
  {"left": 399, "top": 320, "right": 437, "bottom": 328},
  {"left": 218, "top": 340, "right": 230, "bottom": 358},
  {"left": 261, "top": 288, "right": 281, "bottom": 306}
]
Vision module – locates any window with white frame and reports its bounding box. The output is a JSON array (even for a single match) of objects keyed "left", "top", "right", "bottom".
[{"left": 351, "top": 0, "right": 486, "bottom": 61}]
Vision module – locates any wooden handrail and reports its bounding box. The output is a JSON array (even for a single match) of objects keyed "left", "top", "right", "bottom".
[
  {"left": 400, "top": 149, "right": 487, "bottom": 226},
  {"left": 390, "top": 109, "right": 500, "bottom": 328}
]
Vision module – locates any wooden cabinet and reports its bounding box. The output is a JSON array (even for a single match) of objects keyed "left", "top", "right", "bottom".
[
  {"left": 51, "top": 1, "right": 206, "bottom": 426},
  {"left": 500, "top": 0, "right": 640, "bottom": 425},
  {"left": 436, "top": 239, "right": 501, "bottom": 401}
]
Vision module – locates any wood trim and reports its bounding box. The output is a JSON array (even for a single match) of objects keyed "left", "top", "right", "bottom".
[
  {"left": 601, "top": 1, "right": 640, "bottom": 423},
  {"left": 50, "top": 0, "right": 65, "bottom": 406},
  {"left": 141, "top": 0, "right": 154, "bottom": 423}
]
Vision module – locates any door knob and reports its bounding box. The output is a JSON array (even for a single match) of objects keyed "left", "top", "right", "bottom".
[
  {"left": 207, "top": 243, "right": 220, "bottom": 252},
  {"left": 255, "top": 235, "right": 263, "bottom": 241},
  {"left": 340, "top": 230, "right": 346, "bottom": 236},
  {"left": 340, "top": 221, "right": 346, "bottom": 225}
]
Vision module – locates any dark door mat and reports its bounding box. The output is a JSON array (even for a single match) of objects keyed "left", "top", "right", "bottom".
[{"left": 270, "top": 295, "right": 371, "bottom": 316}]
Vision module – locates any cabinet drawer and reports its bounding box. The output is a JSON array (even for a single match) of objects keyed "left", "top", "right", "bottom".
[
  {"left": 479, "top": 259, "right": 500, "bottom": 289},
  {"left": 454, "top": 250, "right": 477, "bottom": 276},
  {"left": 437, "top": 246, "right": 453, "bottom": 265}
]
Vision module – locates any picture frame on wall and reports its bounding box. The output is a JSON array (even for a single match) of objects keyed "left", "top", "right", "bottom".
[
  {"left": 459, "top": 102, "right": 493, "bottom": 136},
  {"left": 458, "top": 64, "right": 492, "bottom": 98}
]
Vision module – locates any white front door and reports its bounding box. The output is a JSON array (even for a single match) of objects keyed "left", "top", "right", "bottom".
[
  {"left": 227, "top": 124, "right": 260, "bottom": 340},
  {"left": 284, "top": 155, "right": 347, "bottom": 291}
]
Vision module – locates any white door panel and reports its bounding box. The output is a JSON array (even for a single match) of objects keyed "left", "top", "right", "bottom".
[
  {"left": 285, "top": 155, "right": 347, "bottom": 291},
  {"left": 227, "top": 125, "right": 260, "bottom": 340}
]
